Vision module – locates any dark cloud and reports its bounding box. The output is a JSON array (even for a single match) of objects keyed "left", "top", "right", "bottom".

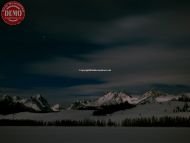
[
  {"left": 0, "top": 74, "right": 104, "bottom": 89},
  {"left": 22, "top": 0, "right": 190, "bottom": 21},
  {"left": 26, "top": 45, "right": 190, "bottom": 102}
]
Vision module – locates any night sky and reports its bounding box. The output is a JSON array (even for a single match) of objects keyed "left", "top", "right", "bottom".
[{"left": 0, "top": 0, "right": 190, "bottom": 104}]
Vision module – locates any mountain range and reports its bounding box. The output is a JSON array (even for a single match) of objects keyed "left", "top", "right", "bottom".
[
  {"left": 68, "top": 90, "right": 190, "bottom": 115},
  {"left": 0, "top": 90, "right": 190, "bottom": 115},
  {"left": 0, "top": 94, "right": 59, "bottom": 115}
]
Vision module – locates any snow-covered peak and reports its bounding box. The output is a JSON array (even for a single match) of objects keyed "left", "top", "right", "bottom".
[
  {"left": 36, "top": 94, "right": 41, "bottom": 98},
  {"left": 143, "top": 90, "right": 165, "bottom": 97},
  {"left": 137, "top": 90, "right": 178, "bottom": 104},
  {"left": 94, "top": 92, "right": 134, "bottom": 106},
  {"left": 0, "top": 94, "right": 11, "bottom": 101},
  {"left": 31, "top": 94, "right": 50, "bottom": 109},
  {"left": 0, "top": 94, "right": 55, "bottom": 114},
  {"left": 31, "top": 94, "right": 42, "bottom": 100},
  {"left": 12, "top": 96, "right": 22, "bottom": 103},
  {"left": 67, "top": 100, "right": 92, "bottom": 110},
  {"left": 51, "top": 104, "right": 60, "bottom": 112}
]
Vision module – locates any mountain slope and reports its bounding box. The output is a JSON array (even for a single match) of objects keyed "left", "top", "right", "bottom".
[
  {"left": 68, "top": 92, "right": 137, "bottom": 110},
  {"left": 94, "top": 92, "right": 138, "bottom": 106},
  {"left": 68, "top": 92, "right": 137, "bottom": 115},
  {"left": 68, "top": 90, "right": 187, "bottom": 115},
  {"left": 137, "top": 90, "right": 180, "bottom": 104},
  {"left": 0, "top": 94, "right": 53, "bottom": 115}
]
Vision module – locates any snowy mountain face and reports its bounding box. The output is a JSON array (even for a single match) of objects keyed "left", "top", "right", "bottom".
[
  {"left": 68, "top": 91, "right": 187, "bottom": 115},
  {"left": 0, "top": 94, "right": 54, "bottom": 115},
  {"left": 92, "top": 92, "right": 137, "bottom": 115},
  {"left": 94, "top": 92, "right": 135, "bottom": 106},
  {"left": 138, "top": 91, "right": 180, "bottom": 104},
  {"left": 1, "top": 91, "right": 188, "bottom": 116},
  {"left": 68, "top": 92, "right": 138, "bottom": 114},
  {"left": 68, "top": 100, "right": 95, "bottom": 110},
  {"left": 30, "top": 94, "right": 52, "bottom": 112},
  {"left": 68, "top": 91, "right": 168, "bottom": 110}
]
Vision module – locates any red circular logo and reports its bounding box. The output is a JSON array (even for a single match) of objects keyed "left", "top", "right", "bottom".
[{"left": 1, "top": 1, "right": 25, "bottom": 26}]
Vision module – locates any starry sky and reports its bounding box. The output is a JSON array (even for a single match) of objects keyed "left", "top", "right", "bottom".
[{"left": 0, "top": 0, "right": 190, "bottom": 104}]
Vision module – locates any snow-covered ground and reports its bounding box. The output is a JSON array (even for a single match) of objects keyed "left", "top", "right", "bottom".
[
  {"left": 0, "top": 101, "right": 189, "bottom": 122},
  {"left": 0, "top": 127, "right": 190, "bottom": 143}
]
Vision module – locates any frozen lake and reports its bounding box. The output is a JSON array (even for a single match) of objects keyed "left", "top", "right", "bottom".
[{"left": 0, "top": 127, "right": 189, "bottom": 143}]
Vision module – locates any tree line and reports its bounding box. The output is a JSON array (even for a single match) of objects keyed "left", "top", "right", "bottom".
[{"left": 0, "top": 116, "right": 190, "bottom": 127}]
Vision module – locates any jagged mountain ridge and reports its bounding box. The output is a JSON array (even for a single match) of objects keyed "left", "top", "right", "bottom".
[
  {"left": 68, "top": 92, "right": 133, "bottom": 110},
  {"left": 68, "top": 90, "right": 189, "bottom": 115},
  {"left": 138, "top": 90, "right": 180, "bottom": 104},
  {"left": 0, "top": 94, "right": 55, "bottom": 115},
  {"left": 68, "top": 91, "right": 160, "bottom": 110},
  {"left": 1, "top": 91, "right": 189, "bottom": 115}
]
